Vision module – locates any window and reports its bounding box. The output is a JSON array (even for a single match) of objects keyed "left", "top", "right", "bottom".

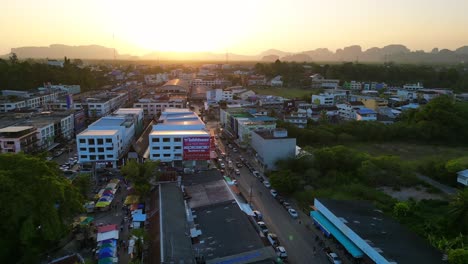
[
  {"left": 153, "top": 147, "right": 160, "bottom": 150},
  {"left": 98, "top": 148, "right": 104, "bottom": 152},
  {"left": 153, "top": 154, "right": 160, "bottom": 158},
  {"left": 90, "top": 155, "right": 96, "bottom": 160},
  {"left": 174, "top": 138, "right": 181, "bottom": 142},
  {"left": 163, "top": 138, "right": 170, "bottom": 142},
  {"left": 97, "top": 138, "right": 103, "bottom": 145},
  {"left": 79, "top": 139, "right": 85, "bottom": 143},
  {"left": 89, "top": 148, "right": 96, "bottom": 153},
  {"left": 80, "top": 147, "right": 86, "bottom": 151},
  {"left": 106, "top": 147, "right": 113, "bottom": 151},
  {"left": 174, "top": 146, "right": 182, "bottom": 150},
  {"left": 163, "top": 146, "right": 171, "bottom": 150},
  {"left": 163, "top": 154, "right": 170, "bottom": 157},
  {"left": 107, "top": 155, "right": 113, "bottom": 158},
  {"left": 152, "top": 138, "right": 159, "bottom": 143},
  {"left": 106, "top": 138, "right": 112, "bottom": 143},
  {"left": 99, "top": 155, "right": 105, "bottom": 160},
  {"left": 88, "top": 139, "right": 95, "bottom": 145},
  {"left": 80, "top": 155, "right": 87, "bottom": 159}
]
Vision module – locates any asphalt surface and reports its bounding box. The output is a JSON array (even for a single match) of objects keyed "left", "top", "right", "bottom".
[{"left": 215, "top": 136, "right": 331, "bottom": 264}]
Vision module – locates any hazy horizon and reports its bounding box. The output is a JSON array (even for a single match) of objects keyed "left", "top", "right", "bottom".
[{"left": 2, "top": 0, "right": 468, "bottom": 56}]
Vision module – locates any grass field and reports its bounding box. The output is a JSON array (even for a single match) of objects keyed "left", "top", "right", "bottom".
[
  {"left": 250, "top": 86, "right": 318, "bottom": 99},
  {"left": 350, "top": 142, "right": 468, "bottom": 160}
]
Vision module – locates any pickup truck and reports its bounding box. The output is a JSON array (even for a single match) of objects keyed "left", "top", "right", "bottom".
[{"left": 324, "top": 247, "right": 342, "bottom": 264}]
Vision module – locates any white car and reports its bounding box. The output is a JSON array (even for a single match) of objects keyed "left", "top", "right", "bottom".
[
  {"left": 220, "top": 163, "right": 225, "bottom": 168},
  {"left": 257, "top": 221, "right": 269, "bottom": 234},
  {"left": 263, "top": 181, "right": 271, "bottom": 188},
  {"left": 252, "top": 171, "right": 260, "bottom": 178},
  {"left": 235, "top": 169, "right": 240, "bottom": 175},
  {"left": 326, "top": 252, "right": 342, "bottom": 264},
  {"left": 267, "top": 233, "right": 279, "bottom": 246},
  {"left": 270, "top": 189, "right": 278, "bottom": 198},
  {"left": 288, "top": 208, "right": 298, "bottom": 219},
  {"left": 276, "top": 246, "right": 288, "bottom": 259}
]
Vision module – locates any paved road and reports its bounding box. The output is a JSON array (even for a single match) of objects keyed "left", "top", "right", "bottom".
[
  {"left": 416, "top": 173, "right": 457, "bottom": 195},
  {"left": 217, "top": 139, "right": 329, "bottom": 264}
]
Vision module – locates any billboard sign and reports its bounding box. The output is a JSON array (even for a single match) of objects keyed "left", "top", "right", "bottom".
[{"left": 183, "top": 137, "right": 210, "bottom": 160}]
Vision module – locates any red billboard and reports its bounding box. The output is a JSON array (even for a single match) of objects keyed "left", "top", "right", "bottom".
[{"left": 183, "top": 136, "right": 211, "bottom": 160}]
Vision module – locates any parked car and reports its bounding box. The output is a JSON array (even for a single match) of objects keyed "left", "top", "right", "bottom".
[
  {"left": 252, "top": 171, "right": 260, "bottom": 178},
  {"left": 235, "top": 169, "right": 240, "bottom": 175},
  {"left": 240, "top": 157, "right": 245, "bottom": 162},
  {"left": 283, "top": 202, "right": 292, "bottom": 210},
  {"left": 267, "top": 233, "right": 279, "bottom": 246},
  {"left": 270, "top": 189, "right": 278, "bottom": 198},
  {"left": 257, "top": 221, "right": 269, "bottom": 234},
  {"left": 236, "top": 162, "right": 243, "bottom": 168},
  {"left": 220, "top": 163, "right": 225, "bottom": 168},
  {"left": 288, "top": 208, "right": 298, "bottom": 219},
  {"left": 263, "top": 181, "right": 271, "bottom": 188},
  {"left": 275, "top": 246, "right": 288, "bottom": 259},
  {"left": 253, "top": 210, "right": 263, "bottom": 221},
  {"left": 233, "top": 148, "right": 238, "bottom": 153},
  {"left": 324, "top": 248, "right": 342, "bottom": 264}
]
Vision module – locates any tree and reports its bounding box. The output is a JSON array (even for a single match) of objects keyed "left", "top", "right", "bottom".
[
  {"left": 269, "top": 170, "right": 300, "bottom": 194},
  {"left": 0, "top": 153, "right": 83, "bottom": 263},
  {"left": 9, "top": 53, "right": 18, "bottom": 64},
  {"left": 121, "top": 160, "right": 159, "bottom": 197},
  {"left": 448, "top": 189, "right": 468, "bottom": 234},
  {"left": 448, "top": 248, "right": 468, "bottom": 264},
  {"left": 73, "top": 173, "right": 92, "bottom": 198},
  {"left": 393, "top": 201, "right": 411, "bottom": 217}
]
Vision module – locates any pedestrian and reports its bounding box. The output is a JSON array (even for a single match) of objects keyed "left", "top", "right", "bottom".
[{"left": 299, "top": 220, "right": 302, "bottom": 224}]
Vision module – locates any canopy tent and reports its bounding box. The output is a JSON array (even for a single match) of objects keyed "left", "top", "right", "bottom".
[
  {"left": 80, "top": 216, "right": 94, "bottom": 225},
  {"left": 98, "top": 257, "right": 118, "bottom": 264},
  {"left": 97, "top": 230, "right": 119, "bottom": 242},
  {"left": 98, "top": 224, "right": 118, "bottom": 233},
  {"left": 98, "top": 239, "right": 117, "bottom": 247},
  {"left": 95, "top": 189, "right": 105, "bottom": 199},
  {"left": 98, "top": 251, "right": 116, "bottom": 259},
  {"left": 98, "top": 247, "right": 116, "bottom": 254},
  {"left": 131, "top": 209, "right": 143, "bottom": 215},
  {"left": 124, "top": 195, "right": 140, "bottom": 205},
  {"left": 106, "top": 183, "right": 118, "bottom": 190},
  {"left": 128, "top": 239, "right": 135, "bottom": 255},
  {"left": 133, "top": 213, "right": 146, "bottom": 222},
  {"left": 109, "top": 178, "right": 120, "bottom": 184},
  {"left": 95, "top": 201, "right": 111, "bottom": 208}
]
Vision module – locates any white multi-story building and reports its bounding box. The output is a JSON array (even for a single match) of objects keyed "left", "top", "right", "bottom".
[
  {"left": 85, "top": 92, "right": 128, "bottom": 118},
  {"left": 0, "top": 126, "right": 38, "bottom": 153},
  {"left": 270, "top": 75, "right": 283, "bottom": 87},
  {"left": 251, "top": 129, "right": 296, "bottom": 170},
  {"left": 0, "top": 101, "right": 27, "bottom": 112},
  {"left": 0, "top": 90, "right": 61, "bottom": 112},
  {"left": 76, "top": 108, "right": 142, "bottom": 167},
  {"left": 144, "top": 73, "right": 168, "bottom": 85},
  {"left": 133, "top": 97, "right": 186, "bottom": 117},
  {"left": 337, "top": 101, "right": 366, "bottom": 120},
  {"left": 312, "top": 90, "right": 347, "bottom": 106},
  {"left": 48, "top": 84, "right": 81, "bottom": 94},
  {"left": 403, "top": 83, "right": 424, "bottom": 91},
  {"left": 149, "top": 108, "right": 210, "bottom": 163},
  {"left": 190, "top": 79, "right": 231, "bottom": 89},
  {"left": 206, "top": 89, "right": 234, "bottom": 102}
]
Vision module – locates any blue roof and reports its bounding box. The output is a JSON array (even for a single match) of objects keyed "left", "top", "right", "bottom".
[
  {"left": 311, "top": 211, "right": 364, "bottom": 258},
  {"left": 357, "top": 108, "right": 376, "bottom": 115}
]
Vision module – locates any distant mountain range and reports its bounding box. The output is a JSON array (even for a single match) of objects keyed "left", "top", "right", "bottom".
[{"left": 5, "top": 44, "right": 468, "bottom": 63}]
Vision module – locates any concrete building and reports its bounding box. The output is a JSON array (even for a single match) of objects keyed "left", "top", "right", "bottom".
[
  {"left": 337, "top": 101, "right": 366, "bottom": 120},
  {"left": 355, "top": 108, "right": 377, "bottom": 121},
  {"left": 83, "top": 92, "right": 128, "bottom": 118},
  {"left": 0, "top": 126, "right": 38, "bottom": 153},
  {"left": 133, "top": 96, "right": 186, "bottom": 117},
  {"left": 144, "top": 73, "right": 168, "bottom": 85},
  {"left": 251, "top": 129, "right": 296, "bottom": 170},
  {"left": 149, "top": 108, "right": 210, "bottom": 163},
  {"left": 158, "top": 79, "right": 189, "bottom": 94},
  {"left": 247, "top": 75, "right": 267, "bottom": 86},
  {"left": 403, "top": 82, "right": 424, "bottom": 91},
  {"left": 190, "top": 79, "right": 231, "bottom": 89},
  {"left": 0, "top": 90, "right": 61, "bottom": 112},
  {"left": 312, "top": 90, "right": 348, "bottom": 106},
  {"left": 311, "top": 198, "right": 444, "bottom": 264},
  {"left": 46, "top": 84, "right": 81, "bottom": 94},
  {"left": 310, "top": 74, "right": 340, "bottom": 89},
  {"left": 343, "top": 81, "right": 362, "bottom": 90},
  {"left": 283, "top": 112, "right": 308, "bottom": 128},
  {"left": 206, "top": 89, "right": 234, "bottom": 102},
  {"left": 77, "top": 108, "right": 142, "bottom": 167},
  {"left": 238, "top": 90, "right": 256, "bottom": 100},
  {"left": 353, "top": 96, "right": 388, "bottom": 110},
  {"left": 270, "top": 75, "right": 283, "bottom": 87}
]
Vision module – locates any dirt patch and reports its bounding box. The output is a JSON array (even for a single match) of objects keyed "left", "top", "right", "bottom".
[{"left": 379, "top": 186, "right": 446, "bottom": 201}]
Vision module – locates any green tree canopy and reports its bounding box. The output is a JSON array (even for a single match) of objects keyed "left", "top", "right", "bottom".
[
  {"left": 0, "top": 153, "right": 83, "bottom": 263},
  {"left": 121, "top": 160, "right": 159, "bottom": 197}
]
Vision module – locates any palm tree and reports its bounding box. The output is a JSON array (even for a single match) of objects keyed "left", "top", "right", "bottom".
[{"left": 448, "top": 189, "right": 468, "bottom": 234}]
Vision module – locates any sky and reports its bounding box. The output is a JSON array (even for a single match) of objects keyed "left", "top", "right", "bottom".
[{"left": 1, "top": 0, "right": 468, "bottom": 56}]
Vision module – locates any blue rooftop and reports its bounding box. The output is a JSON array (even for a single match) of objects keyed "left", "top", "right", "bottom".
[
  {"left": 249, "top": 116, "right": 276, "bottom": 122},
  {"left": 357, "top": 108, "right": 376, "bottom": 115},
  {"left": 311, "top": 211, "right": 364, "bottom": 258}
]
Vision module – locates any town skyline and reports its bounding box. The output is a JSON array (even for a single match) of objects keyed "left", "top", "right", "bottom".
[{"left": 2, "top": 0, "right": 468, "bottom": 56}]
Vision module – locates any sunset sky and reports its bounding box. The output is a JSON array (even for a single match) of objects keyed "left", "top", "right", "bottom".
[{"left": 1, "top": 0, "right": 468, "bottom": 55}]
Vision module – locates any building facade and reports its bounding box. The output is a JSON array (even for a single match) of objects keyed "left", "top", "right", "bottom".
[{"left": 251, "top": 129, "right": 296, "bottom": 170}]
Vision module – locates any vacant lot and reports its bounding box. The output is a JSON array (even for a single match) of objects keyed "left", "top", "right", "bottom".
[
  {"left": 250, "top": 86, "right": 317, "bottom": 99},
  {"left": 350, "top": 142, "right": 468, "bottom": 160}
]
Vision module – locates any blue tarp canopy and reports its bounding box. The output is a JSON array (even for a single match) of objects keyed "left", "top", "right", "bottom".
[
  {"left": 311, "top": 211, "right": 364, "bottom": 258},
  {"left": 133, "top": 213, "right": 146, "bottom": 222}
]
